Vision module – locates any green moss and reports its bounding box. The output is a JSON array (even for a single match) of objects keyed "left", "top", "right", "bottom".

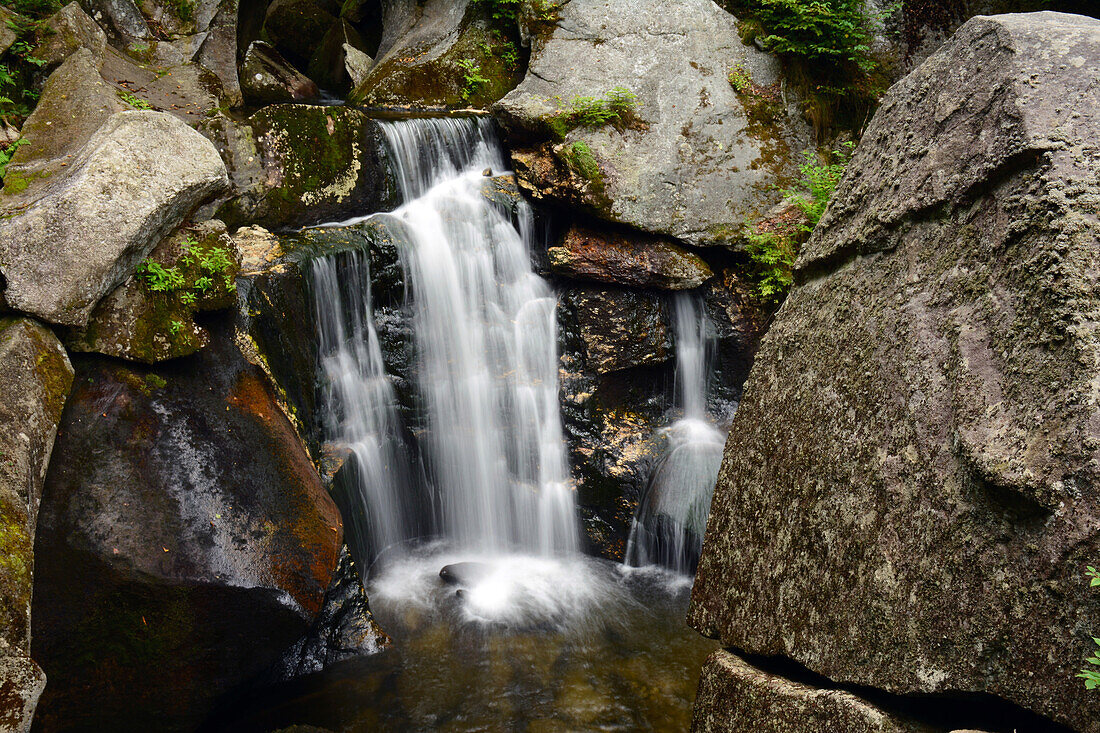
[{"left": 564, "top": 141, "right": 601, "bottom": 183}]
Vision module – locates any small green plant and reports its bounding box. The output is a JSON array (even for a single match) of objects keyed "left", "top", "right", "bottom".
[
  {"left": 178, "top": 291, "right": 196, "bottom": 306},
  {"left": 554, "top": 86, "right": 639, "bottom": 131},
  {"left": 745, "top": 229, "right": 796, "bottom": 303},
  {"left": 457, "top": 58, "right": 490, "bottom": 102},
  {"left": 135, "top": 260, "right": 186, "bottom": 292},
  {"left": 193, "top": 275, "right": 213, "bottom": 292},
  {"left": 742, "top": 141, "right": 854, "bottom": 303},
  {"left": 728, "top": 61, "right": 753, "bottom": 93},
  {"left": 117, "top": 90, "right": 152, "bottom": 109},
  {"left": 0, "top": 137, "right": 27, "bottom": 179},
  {"left": 781, "top": 141, "right": 854, "bottom": 227},
  {"left": 167, "top": 320, "right": 183, "bottom": 335},
  {"left": 470, "top": 0, "right": 522, "bottom": 22},
  {"left": 1080, "top": 566, "right": 1100, "bottom": 689}
]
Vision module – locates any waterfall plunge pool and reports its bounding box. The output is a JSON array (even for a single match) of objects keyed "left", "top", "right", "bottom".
[{"left": 211, "top": 547, "right": 718, "bottom": 732}]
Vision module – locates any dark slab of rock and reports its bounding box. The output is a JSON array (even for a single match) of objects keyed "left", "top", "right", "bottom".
[
  {"left": 262, "top": 0, "right": 337, "bottom": 66},
  {"left": 31, "top": 323, "right": 343, "bottom": 731},
  {"left": 241, "top": 40, "right": 320, "bottom": 106},
  {"left": 549, "top": 224, "right": 713, "bottom": 291},
  {"left": 0, "top": 318, "right": 73, "bottom": 733},
  {"left": 274, "top": 546, "right": 389, "bottom": 680},
  {"left": 690, "top": 12, "right": 1100, "bottom": 732}
]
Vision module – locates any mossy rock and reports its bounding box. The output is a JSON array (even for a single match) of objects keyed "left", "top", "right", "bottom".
[
  {"left": 348, "top": 9, "right": 525, "bottom": 109},
  {"left": 66, "top": 220, "right": 241, "bottom": 363},
  {"left": 217, "top": 104, "right": 397, "bottom": 230}
]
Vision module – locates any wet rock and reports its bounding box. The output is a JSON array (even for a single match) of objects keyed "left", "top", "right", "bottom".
[
  {"left": 563, "top": 287, "right": 671, "bottom": 376},
  {"left": 35, "top": 2, "right": 108, "bottom": 71},
  {"left": 262, "top": 0, "right": 337, "bottom": 66},
  {"left": 275, "top": 546, "right": 390, "bottom": 680},
  {"left": 66, "top": 220, "right": 240, "bottom": 363},
  {"left": 217, "top": 104, "right": 396, "bottom": 230},
  {"left": 493, "top": 0, "right": 810, "bottom": 248},
  {"left": 348, "top": 0, "right": 524, "bottom": 109},
  {"left": 439, "top": 562, "right": 492, "bottom": 586},
  {"left": 241, "top": 40, "right": 320, "bottom": 105},
  {"left": 557, "top": 287, "right": 673, "bottom": 558},
  {"left": 549, "top": 224, "right": 713, "bottom": 290},
  {"left": 0, "top": 318, "right": 73, "bottom": 733},
  {"left": 32, "top": 323, "right": 343, "bottom": 731},
  {"left": 691, "top": 650, "right": 931, "bottom": 733},
  {"left": 690, "top": 13, "right": 1100, "bottom": 731},
  {"left": 0, "top": 110, "right": 228, "bottom": 327}
]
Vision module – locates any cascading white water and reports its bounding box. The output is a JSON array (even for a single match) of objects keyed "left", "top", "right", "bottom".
[
  {"left": 625, "top": 292, "right": 727, "bottom": 574},
  {"left": 312, "top": 249, "right": 416, "bottom": 561},
  {"left": 312, "top": 117, "right": 577, "bottom": 599}
]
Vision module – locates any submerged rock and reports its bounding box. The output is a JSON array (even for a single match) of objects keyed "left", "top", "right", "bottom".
[
  {"left": 439, "top": 562, "right": 492, "bottom": 586},
  {"left": 548, "top": 224, "right": 713, "bottom": 290},
  {"left": 0, "top": 319, "right": 73, "bottom": 733},
  {"left": 493, "top": 0, "right": 810, "bottom": 248},
  {"left": 690, "top": 13, "right": 1100, "bottom": 731},
  {"left": 0, "top": 110, "right": 228, "bottom": 327},
  {"left": 32, "top": 323, "right": 343, "bottom": 731}
]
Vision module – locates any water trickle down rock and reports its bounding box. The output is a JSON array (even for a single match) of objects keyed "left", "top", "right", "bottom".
[{"left": 689, "top": 12, "right": 1100, "bottom": 731}]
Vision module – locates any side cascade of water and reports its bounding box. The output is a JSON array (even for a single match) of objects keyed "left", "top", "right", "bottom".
[
  {"left": 625, "top": 292, "right": 727, "bottom": 574},
  {"left": 312, "top": 117, "right": 578, "bottom": 567}
]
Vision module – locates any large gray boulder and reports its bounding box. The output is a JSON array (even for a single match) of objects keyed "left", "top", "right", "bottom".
[
  {"left": 493, "top": 0, "right": 810, "bottom": 248},
  {"left": 0, "top": 318, "right": 74, "bottom": 732},
  {"left": 0, "top": 110, "right": 228, "bottom": 327},
  {"left": 690, "top": 12, "right": 1100, "bottom": 732}
]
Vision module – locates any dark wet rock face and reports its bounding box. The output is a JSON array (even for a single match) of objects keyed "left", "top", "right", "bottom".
[
  {"left": 0, "top": 319, "right": 73, "bottom": 733},
  {"left": 32, "top": 324, "right": 342, "bottom": 732},
  {"left": 274, "top": 546, "right": 390, "bottom": 681},
  {"left": 549, "top": 224, "right": 712, "bottom": 291},
  {"left": 690, "top": 13, "right": 1100, "bottom": 732}
]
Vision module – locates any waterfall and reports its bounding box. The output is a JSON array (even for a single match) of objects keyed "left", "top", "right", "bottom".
[
  {"left": 625, "top": 292, "right": 727, "bottom": 574},
  {"left": 311, "top": 117, "right": 577, "bottom": 570}
]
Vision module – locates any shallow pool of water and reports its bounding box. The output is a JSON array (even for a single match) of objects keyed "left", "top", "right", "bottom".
[{"left": 213, "top": 548, "right": 717, "bottom": 732}]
